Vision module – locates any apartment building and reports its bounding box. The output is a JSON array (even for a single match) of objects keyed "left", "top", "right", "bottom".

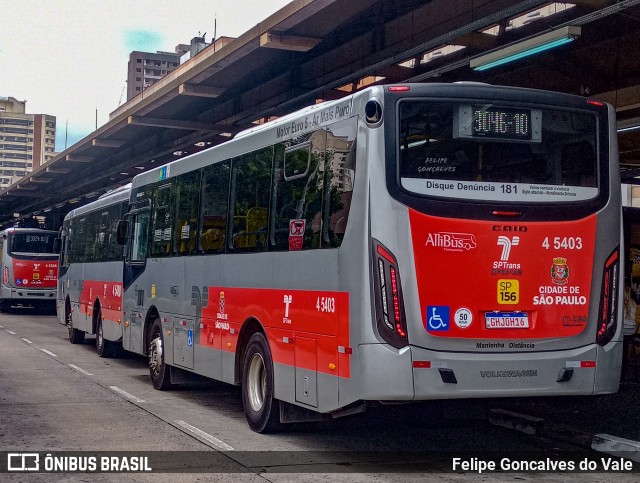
[
  {"left": 126, "top": 37, "right": 230, "bottom": 101},
  {"left": 126, "top": 49, "right": 183, "bottom": 101},
  {"left": 0, "top": 97, "right": 56, "bottom": 189}
]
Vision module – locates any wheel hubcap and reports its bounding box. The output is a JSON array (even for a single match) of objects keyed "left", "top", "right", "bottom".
[
  {"left": 149, "top": 335, "right": 163, "bottom": 376},
  {"left": 247, "top": 353, "right": 266, "bottom": 412}
]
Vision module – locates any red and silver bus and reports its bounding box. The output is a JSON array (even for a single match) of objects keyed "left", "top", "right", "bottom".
[
  {"left": 56, "top": 185, "right": 129, "bottom": 355},
  {"left": 69, "top": 83, "right": 622, "bottom": 432},
  {"left": 0, "top": 227, "right": 59, "bottom": 312}
]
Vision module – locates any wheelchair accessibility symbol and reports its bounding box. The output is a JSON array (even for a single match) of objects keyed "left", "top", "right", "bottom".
[
  {"left": 187, "top": 330, "right": 193, "bottom": 347},
  {"left": 426, "top": 306, "right": 450, "bottom": 332}
]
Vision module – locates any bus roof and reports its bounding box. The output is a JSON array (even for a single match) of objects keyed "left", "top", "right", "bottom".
[
  {"left": 128, "top": 82, "right": 609, "bottom": 192},
  {"left": 130, "top": 86, "right": 375, "bottom": 190},
  {"left": 64, "top": 183, "right": 131, "bottom": 222}
]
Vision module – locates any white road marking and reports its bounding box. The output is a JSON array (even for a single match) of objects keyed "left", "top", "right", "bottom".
[
  {"left": 22, "top": 338, "right": 33, "bottom": 344},
  {"left": 175, "top": 420, "right": 234, "bottom": 451},
  {"left": 40, "top": 349, "right": 57, "bottom": 357},
  {"left": 109, "top": 386, "right": 145, "bottom": 403},
  {"left": 6, "top": 330, "right": 16, "bottom": 335},
  {"left": 68, "top": 364, "right": 93, "bottom": 376}
]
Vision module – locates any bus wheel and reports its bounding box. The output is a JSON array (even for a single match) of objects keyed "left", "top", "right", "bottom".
[
  {"left": 0, "top": 300, "right": 10, "bottom": 312},
  {"left": 67, "top": 310, "right": 85, "bottom": 344},
  {"left": 148, "top": 319, "right": 173, "bottom": 390},
  {"left": 242, "top": 332, "right": 282, "bottom": 433},
  {"left": 96, "top": 316, "right": 113, "bottom": 358}
]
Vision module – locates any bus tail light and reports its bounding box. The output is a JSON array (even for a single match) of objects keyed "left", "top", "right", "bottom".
[
  {"left": 3, "top": 265, "right": 8, "bottom": 286},
  {"left": 372, "top": 239, "right": 408, "bottom": 348},
  {"left": 596, "top": 248, "right": 619, "bottom": 346}
]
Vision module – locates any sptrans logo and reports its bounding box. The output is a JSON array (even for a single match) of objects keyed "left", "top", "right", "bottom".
[
  {"left": 497, "top": 236, "right": 519, "bottom": 261},
  {"left": 492, "top": 236, "right": 522, "bottom": 275},
  {"left": 425, "top": 232, "right": 477, "bottom": 252}
]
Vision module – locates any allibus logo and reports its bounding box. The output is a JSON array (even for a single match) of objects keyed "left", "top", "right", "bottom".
[{"left": 425, "top": 232, "right": 477, "bottom": 252}]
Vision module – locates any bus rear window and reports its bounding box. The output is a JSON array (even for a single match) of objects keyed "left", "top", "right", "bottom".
[
  {"left": 398, "top": 100, "right": 599, "bottom": 202},
  {"left": 9, "top": 232, "right": 57, "bottom": 256}
]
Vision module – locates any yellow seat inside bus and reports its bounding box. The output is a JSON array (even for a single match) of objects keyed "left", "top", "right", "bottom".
[
  {"left": 201, "top": 216, "right": 226, "bottom": 251},
  {"left": 233, "top": 207, "right": 267, "bottom": 250}
]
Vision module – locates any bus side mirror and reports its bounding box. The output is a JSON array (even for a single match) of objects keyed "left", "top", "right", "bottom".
[
  {"left": 53, "top": 238, "right": 61, "bottom": 254},
  {"left": 116, "top": 220, "right": 127, "bottom": 245}
]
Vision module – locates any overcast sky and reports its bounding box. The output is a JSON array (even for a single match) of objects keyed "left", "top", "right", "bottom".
[{"left": 0, "top": 0, "right": 291, "bottom": 152}]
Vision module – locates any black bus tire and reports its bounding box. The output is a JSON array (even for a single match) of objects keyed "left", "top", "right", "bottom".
[
  {"left": 67, "top": 308, "right": 85, "bottom": 344},
  {"left": 0, "top": 300, "right": 11, "bottom": 313},
  {"left": 241, "top": 332, "right": 282, "bottom": 433},
  {"left": 96, "top": 315, "right": 113, "bottom": 358},
  {"left": 148, "top": 318, "right": 173, "bottom": 390}
]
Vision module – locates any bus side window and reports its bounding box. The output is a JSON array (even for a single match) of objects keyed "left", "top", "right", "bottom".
[
  {"left": 173, "top": 171, "right": 201, "bottom": 255},
  {"left": 74, "top": 217, "right": 88, "bottom": 263},
  {"left": 96, "top": 211, "right": 110, "bottom": 261},
  {"left": 150, "top": 184, "right": 173, "bottom": 257},
  {"left": 271, "top": 132, "right": 325, "bottom": 251},
  {"left": 130, "top": 211, "right": 150, "bottom": 262},
  {"left": 65, "top": 223, "right": 74, "bottom": 265},
  {"left": 105, "top": 203, "right": 126, "bottom": 260},
  {"left": 230, "top": 147, "right": 273, "bottom": 252},
  {"left": 200, "top": 161, "right": 230, "bottom": 253},
  {"left": 322, "top": 117, "right": 357, "bottom": 248}
]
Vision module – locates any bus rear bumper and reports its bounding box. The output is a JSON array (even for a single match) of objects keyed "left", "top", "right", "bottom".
[
  {"left": 411, "top": 343, "right": 621, "bottom": 398},
  {"left": 357, "top": 342, "right": 621, "bottom": 400},
  {"left": 1, "top": 286, "right": 56, "bottom": 302}
]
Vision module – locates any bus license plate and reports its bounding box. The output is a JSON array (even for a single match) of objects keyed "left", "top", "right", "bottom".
[{"left": 485, "top": 312, "right": 529, "bottom": 329}]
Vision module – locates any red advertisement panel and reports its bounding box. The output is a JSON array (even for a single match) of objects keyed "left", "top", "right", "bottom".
[
  {"left": 79, "top": 280, "right": 123, "bottom": 322},
  {"left": 409, "top": 209, "right": 597, "bottom": 339},
  {"left": 12, "top": 260, "right": 58, "bottom": 288},
  {"left": 201, "top": 287, "right": 350, "bottom": 378}
]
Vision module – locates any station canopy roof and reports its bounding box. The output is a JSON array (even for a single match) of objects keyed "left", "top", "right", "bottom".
[{"left": 3, "top": 0, "right": 640, "bottom": 225}]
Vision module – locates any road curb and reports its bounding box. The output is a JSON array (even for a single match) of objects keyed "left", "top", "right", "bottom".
[
  {"left": 592, "top": 434, "right": 640, "bottom": 462},
  {"left": 489, "top": 408, "right": 640, "bottom": 463}
]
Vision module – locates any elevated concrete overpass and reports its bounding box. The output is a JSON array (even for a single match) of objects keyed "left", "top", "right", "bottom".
[{"left": 2, "top": 0, "right": 640, "bottom": 228}]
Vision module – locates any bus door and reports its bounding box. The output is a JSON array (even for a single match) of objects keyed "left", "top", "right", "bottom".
[{"left": 123, "top": 207, "right": 150, "bottom": 354}]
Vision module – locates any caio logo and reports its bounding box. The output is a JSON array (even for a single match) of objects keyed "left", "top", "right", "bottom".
[{"left": 492, "top": 225, "right": 527, "bottom": 232}]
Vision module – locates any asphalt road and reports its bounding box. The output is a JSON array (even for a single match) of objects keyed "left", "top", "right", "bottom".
[{"left": 0, "top": 307, "right": 638, "bottom": 482}]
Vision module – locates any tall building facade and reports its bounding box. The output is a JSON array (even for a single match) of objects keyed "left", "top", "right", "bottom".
[
  {"left": 126, "top": 48, "right": 186, "bottom": 101},
  {"left": 126, "top": 37, "right": 221, "bottom": 101},
  {"left": 0, "top": 97, "right": 56, "bottom": 189}
]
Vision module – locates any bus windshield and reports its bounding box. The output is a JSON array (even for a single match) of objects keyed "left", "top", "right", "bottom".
[
  {"left": 398, "top": 100, "right": 599, "bottom": 203},
  {"left": 9, "top": 232, "right": 57, "bottom": 256}
]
